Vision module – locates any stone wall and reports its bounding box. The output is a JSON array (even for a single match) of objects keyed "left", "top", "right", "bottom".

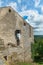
[{"left": 0, "top": 7, "right": 34, "bottom": 62}]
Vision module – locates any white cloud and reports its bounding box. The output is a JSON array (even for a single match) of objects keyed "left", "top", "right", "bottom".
[
  {"left": 19, "top": 9, "right": 43, "bottom": 35},
  {"left": 34, "top": 0, "right": 43, "bottom": 13},
  {"left": 19, "top": 9, "right": 39, "bottom": 22},
  {"left": 34, "top": 31, "right": 43, "bottom": 35},
  {"left": 18, "top": 0, "right": 22, "bottom": 3},
  {"left": 0, "top": 0, "right": 4, "bottom": 7},
  {"left": 38, "top": 23, "right": 43, "bottom": 30},
  {"left": 34, "top": 0, "right": 40, "bottom": 7},
  {"left": 40, "top": 5, "right": 43, "bottom": 13},
  {"left": 34, "top": 28, "right": 43, "bottom": 31},
  {"left": 7, "top": 2, "right": 18, "bottom": 11},
  {"left": 21, "top": 5, "right": 27, "bottom": 11},
  {"left": 19, "top": 9, "right": 43, "bottom": 23},
  {"left": 34, "top": 0, "right": 43, "bottom": 14},
  {"left": 19, "top": 9, "right": 38, "bottom": 16}
]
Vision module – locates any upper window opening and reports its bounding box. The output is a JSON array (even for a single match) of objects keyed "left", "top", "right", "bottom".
[
  {"left": 24, "top": 22, "right": 26, "bottom": 26},
  {"left": 9, "top": 9, "right": 11, "bottom": 12}
]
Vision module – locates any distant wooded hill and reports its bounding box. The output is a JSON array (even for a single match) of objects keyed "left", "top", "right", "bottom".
[{"left": 34, "top": 35, "right": 43, "bottom": 43}]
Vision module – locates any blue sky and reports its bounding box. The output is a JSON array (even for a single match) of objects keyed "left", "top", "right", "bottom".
[{"left": 0, "top": 0, "right": 43, "bottom": 35}]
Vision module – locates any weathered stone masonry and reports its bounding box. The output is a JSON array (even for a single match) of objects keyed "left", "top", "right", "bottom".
[{"left": 0, "top": 6, "right": 34, "bottom": 63}]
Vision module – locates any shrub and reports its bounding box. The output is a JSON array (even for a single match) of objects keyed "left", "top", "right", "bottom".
[{"left": 31, "top": 41, "right": 43, "bottom": 62}]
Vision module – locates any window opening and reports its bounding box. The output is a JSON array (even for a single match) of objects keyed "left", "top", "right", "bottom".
[
  {"left": 24, "top": 22, "right": 26, "bottom": 26},
  {"left": 4, "top": 56, "right": 7, "bottom": 61},
  {"left": 15, "top": 30, "right": 21, "bottom": 46},
  {"left": 9, "top": 9, "right": 11, "bottom": 12}
]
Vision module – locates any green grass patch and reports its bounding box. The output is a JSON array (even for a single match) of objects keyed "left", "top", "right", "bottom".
[{"left": 17, "top": 62, "right": 43, "bottom": 65}]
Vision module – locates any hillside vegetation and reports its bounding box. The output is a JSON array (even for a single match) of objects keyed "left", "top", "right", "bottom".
[{"left": 31, "top": 35, "right": 43, "bottom": 63}]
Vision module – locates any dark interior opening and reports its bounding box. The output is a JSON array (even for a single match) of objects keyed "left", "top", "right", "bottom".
[
  {"left": 15, "top": 30, "right": 21, "bottom": 46},
  {"left": 4, "top": 56, "right": 7, "bottom": 61},
  {"left": 9, "top": 9, "right": 11, "bottom": 12},
  {"left": 24, "top": 22, "right": 26, "bottom": 26},
  {"left": 15, "top": 30, "right": 21, "bottom": 33},
  {"left": 7, "top": 43, "right": 10, "bottom": 46},
  {"left": 7, "top": 42, "right": 16, "bottom": 47},
  {"left": 17, "top": 39, "right": 20, "bottom": 46}
]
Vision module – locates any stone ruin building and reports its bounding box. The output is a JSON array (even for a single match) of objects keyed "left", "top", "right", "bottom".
[{"left": 0, "top": 6, "right": 34, "bottom": 65}]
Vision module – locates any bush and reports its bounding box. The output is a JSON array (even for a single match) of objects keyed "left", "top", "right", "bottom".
[{"left": 31, "top": 41, "right": 43, "bottom": 62}]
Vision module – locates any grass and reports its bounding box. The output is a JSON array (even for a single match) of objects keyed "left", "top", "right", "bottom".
[
  {"left": 14, "top": 62, "right": 43, "bottom": 65},
  {"left": 5, "top": 59, "right": 43, "bottom": 65},
  {"left": 3, "top": 61, "right": 43, "bottom": 65}
]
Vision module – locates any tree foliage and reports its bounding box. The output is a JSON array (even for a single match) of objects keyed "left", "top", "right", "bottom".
[{"left": 31, "top": 36, "right": 43, "bottom": 61}]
